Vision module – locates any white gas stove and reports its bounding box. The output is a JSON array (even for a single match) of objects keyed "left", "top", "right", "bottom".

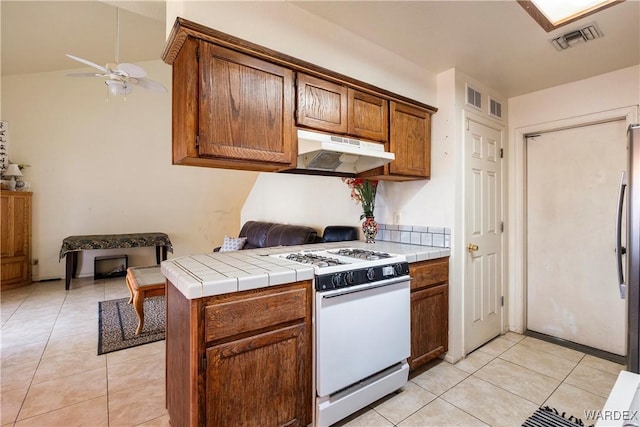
[{"left": 273, "top": 247, "right": 411, "bottom": 426}]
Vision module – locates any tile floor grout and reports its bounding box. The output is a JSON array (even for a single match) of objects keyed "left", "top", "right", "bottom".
[{"left": 1, "top": 278, "right": 626, "bottom": 427}]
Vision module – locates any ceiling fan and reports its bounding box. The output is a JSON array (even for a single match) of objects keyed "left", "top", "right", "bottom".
[{"left": 65, "top": 8, "right": 166, "bottom": 97}]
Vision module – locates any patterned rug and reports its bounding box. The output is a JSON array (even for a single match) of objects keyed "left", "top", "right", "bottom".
[
  {"left": 97, "top": 296, "right": 165, "bottom": 355},
  {"left": 522, "top": 406, "right": 593, "bottom": 427}
]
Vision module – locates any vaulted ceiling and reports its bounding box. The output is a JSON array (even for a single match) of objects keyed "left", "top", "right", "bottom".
[{"left": 2, "top": 1, "right": 639, "bottom": 98}]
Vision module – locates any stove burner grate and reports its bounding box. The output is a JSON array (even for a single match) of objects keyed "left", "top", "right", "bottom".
[
  {"left": 330, "top": 248, "right": 393, "bottom": 261},
  {"left": 285, "top": 253, "right": 346, "bottom": 268}
]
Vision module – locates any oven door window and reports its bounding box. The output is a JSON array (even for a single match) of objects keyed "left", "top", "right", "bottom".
[{"left": 316, "top": 278, "right": 410, "bottom": 397}]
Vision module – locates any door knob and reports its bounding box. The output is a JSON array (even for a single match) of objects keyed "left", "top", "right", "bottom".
[{"left": 467, "top": 243, "right": 479, "bottom": 252}]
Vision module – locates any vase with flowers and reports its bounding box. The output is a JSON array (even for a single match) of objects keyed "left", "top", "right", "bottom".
[{"left": 342, "top": 177, "right": 379, "bottom": 243}]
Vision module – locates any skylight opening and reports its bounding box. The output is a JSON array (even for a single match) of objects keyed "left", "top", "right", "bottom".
[
  {"left": 517, "top": 0, "right": 624, "bottom": 32},
  {"left": 533, "top": 0, "right": 617, "bottom": 24}
]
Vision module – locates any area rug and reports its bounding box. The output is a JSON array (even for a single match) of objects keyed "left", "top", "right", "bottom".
[
  {"left": 522, "top": 406, "right": 593, "bottom": 427},
  {"left": 97, "top": 296, "right": 165, "bottom": 355}
]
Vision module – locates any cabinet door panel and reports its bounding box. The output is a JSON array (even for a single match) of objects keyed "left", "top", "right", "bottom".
[
  {"left": 390, "top": 101, "right": 431, "bottom": 178},
  {"left": 1, "top": 258, "right": 29, "bottom": 286},
  {"left": 410, "top": 283, "right": 448, "bottom": 370},
  {"left": 348, "top": 89, "right": 388, "bottom": 142},
  {"left": 296, "top": 73, "right": 348, "bottom": 133},
  {"left": 1, "top": 195, "right": 10, "bottom": 258},
  {"left": 206, "top": 324, "right": 311, "bottom": 427},
  {"left": 200, "top": 43, "right": 295, "bottom": 165},
  {"left": 11, "top": 196, "right": 29, "bottom": 257},
  {"left": 1, "top": 192, "right": 31, "bottom": 289}
]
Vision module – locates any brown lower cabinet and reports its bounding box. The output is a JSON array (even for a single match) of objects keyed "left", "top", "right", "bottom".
[
  {"left": 409, "top": 257, "right": 449, "bottom": 371},
  {"left": 166, "top": 280, "right": 312, "bottom": 427},
  {"left": 1, "top": 191, "right": 32, "bottom": 290}
]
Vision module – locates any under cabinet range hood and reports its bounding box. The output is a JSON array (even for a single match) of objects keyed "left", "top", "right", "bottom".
[{"left": 296, "top": 129, "right": 395, "bottom": 174}]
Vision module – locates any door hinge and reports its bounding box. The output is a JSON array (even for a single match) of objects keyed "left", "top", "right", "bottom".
[
  {"left": 500, "top": 148, "right": 504, "bottom": 158},
  {"left": 201, "top": 354, "right": 207, "bottom": 371},
  {"left": 501, "top": 296, "right": 504, "bottom": 307},
  {"left": 466, "top": 119, "right": 470, "bottom": 131},
  {"left": 500, "top": 222, "right": 504, "bottom": 233},
  {"left": 195, "top": 135, "right": 200, "bottom": 150},
  {"left": 196, "top": 46, "right": 200, "bottom": 62}
]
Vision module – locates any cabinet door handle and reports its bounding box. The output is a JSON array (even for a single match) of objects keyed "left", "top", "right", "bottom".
[{"left": 467, "top": 243, "right": 479, "bottom": 252}]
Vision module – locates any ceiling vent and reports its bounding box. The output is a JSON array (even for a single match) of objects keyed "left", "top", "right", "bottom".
[{"left": 551, "top": 23, "right": 603, "bottom": 50}]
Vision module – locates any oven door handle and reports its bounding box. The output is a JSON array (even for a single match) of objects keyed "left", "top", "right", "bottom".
[{"left": 321, "top": 276, "right": 411, "bottom": 299}]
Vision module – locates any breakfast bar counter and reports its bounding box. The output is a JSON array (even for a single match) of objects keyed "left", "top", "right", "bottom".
[{"left": 161, "top": 240, "right": 450, "bottom": 299}]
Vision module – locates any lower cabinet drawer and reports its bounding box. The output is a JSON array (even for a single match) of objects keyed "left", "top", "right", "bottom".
[
  {"left": 411, "top": 258, "right": 449, "bottom": 291},
  {"left": 204, "top": 286, "right": 307, "bottom": 342}
]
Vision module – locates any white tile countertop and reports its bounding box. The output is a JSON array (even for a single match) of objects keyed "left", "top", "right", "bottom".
[{"left": 161, "top": 241, "right": 450, "bottom": 299}]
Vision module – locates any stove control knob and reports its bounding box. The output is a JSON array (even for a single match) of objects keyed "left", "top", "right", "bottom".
[
  {"left": 345, "top": 271, "right": 355, "bottom": 285},
  {"left": 366, "top": 268, "right": 376, "bottom": 281},
  {"left": 394, "top": 264, "right": 405, "bottom": 276},
  {"left": 332, "top": 273, "right": 343, "bottom": 287}
]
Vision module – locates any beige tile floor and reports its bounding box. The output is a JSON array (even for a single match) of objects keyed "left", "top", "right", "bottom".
[{"left": 1, "top": 278, "right": 626, "bottom": 427}]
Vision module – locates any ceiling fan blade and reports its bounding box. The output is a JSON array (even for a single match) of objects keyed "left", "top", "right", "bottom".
[
  {"left": 65, "top": 72, "right": 105, "bottom": 77},
  {"left": 133, "top": 77, "right": 168, "bottom": 93},
  {"left": 65, "top": 54, "right": 109, "bottom": 73},
  {"left": 118, "top": 63, "right": 147, "bottom": 78}
]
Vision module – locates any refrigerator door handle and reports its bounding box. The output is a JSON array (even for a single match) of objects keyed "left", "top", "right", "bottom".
[{"left": 616, "top": 170, "right": 627, "bottom": 299}]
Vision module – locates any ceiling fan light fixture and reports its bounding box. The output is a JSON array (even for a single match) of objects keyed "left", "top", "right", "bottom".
[{"left": 106, "top": 79, "right": 132, "bottom": 96}]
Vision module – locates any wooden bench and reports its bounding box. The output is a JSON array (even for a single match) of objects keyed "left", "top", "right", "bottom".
[{"left": 125, "top": 266, "right": 166, "bottom": 335}]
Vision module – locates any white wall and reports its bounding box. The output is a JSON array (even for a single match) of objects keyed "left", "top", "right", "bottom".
[
  {"left": 507, "top": 65, "right": 640, "bottom": 333},
  {"left": 2, "top": 60, "right": 258, "bottom": 280}
]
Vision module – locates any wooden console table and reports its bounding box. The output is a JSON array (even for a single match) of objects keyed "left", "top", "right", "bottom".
[{"left": 59, "top": 233, "right": 173, "bottom": 290}]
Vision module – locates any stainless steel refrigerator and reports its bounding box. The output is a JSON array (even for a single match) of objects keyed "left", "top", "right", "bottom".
[{"left": 618, "top": 124, "right": 640, "bottom": 373}]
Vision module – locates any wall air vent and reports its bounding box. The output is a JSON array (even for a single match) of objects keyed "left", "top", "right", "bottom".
[
  {"left": 489, "top": 98, "right": 503, "bottom": 119},
  {"left": 466, "top": 85, "right": 482, "bottom": 110},
  {"left": 551, "top": 23, "right": 602, "bottom": 51}
]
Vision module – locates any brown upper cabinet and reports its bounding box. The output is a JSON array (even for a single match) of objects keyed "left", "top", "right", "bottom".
[
  {"left": 359, "top": 101, "right": 432, "bottom": 181},
  {"left": 170, "top": 37, "right": 296, "bottom": 172},
  {"left": 162, "top": 18, "right": 437, "bottom": 180},
  {"left": 389, "top": 101, "right": 431, "bottom": 178},
  {"left": 297, "top": 73, "right": 388, "bottom": 143}
]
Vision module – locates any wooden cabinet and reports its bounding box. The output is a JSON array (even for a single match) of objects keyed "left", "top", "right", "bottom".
[
  {"left": 409, "top": 257, "right": 449, "bottom": 371},
  {"left": 1, "top": 191, "right": 32, "bottom": 290},
  {"left": 296, "top": 73, "right": 347, "bottom": 134},
  {"left": 296, "top": 73, "right": 388, "bottom": 142},
  {"left": 390, "top": 101, "right": 431, "bottom": 178},
  {"left": 360, "top": 101, "right": 432, "bottom": 181},
  {"left": 166, "top": 280, "right": 312, "bottom": 427},
  {"left": 163, "top": 18, "right": 436, "bottom": 179},
  {"left": 170, "top": 36, "right": 296, "bottom": 172}
]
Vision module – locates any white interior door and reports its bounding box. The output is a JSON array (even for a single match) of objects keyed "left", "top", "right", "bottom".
[
  {"left": 464, "top": 117, "right": 504, "bottom": 353},
  {"left": 526, "top": 119, "right": 627, "bottom": 355}
]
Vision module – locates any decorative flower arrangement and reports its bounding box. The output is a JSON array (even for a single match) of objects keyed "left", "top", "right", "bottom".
[{"left": 341, "top": 178, "right": 378, "bottom": 219}]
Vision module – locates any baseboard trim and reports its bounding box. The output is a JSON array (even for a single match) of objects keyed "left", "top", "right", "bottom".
[{"left": 525, "top": 330, "right": 626, "bottom": 365}]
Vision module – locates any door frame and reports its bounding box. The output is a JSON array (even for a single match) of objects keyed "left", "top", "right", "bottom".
[
  {"left": 508, "top": 106, "right": 639, "bottom": 333},
  {"left": 461, "top": 110, "right": 507, "bottom": 355}
]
